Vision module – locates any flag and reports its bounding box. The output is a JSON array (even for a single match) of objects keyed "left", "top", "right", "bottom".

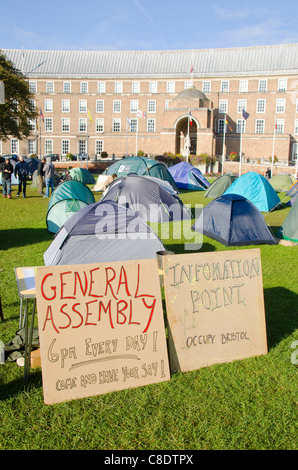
[
  {"left": 189, "top": 109, "right": 193, "bottom": 126},
  {"left": 225, "top": 117, "right": 233, "bottom": 132},
  {"left": 127, "top": 116, "right": 132, "bottom": 127},
  {"left": 88, "top": 109, "right": 93, "bottom": 123},
  {"left": 137, "top": 110, "right": 147, "bottom": 119},
  {"left": 242, "top": 109, "right": 250, "bottom": 120},
  {"left": 190, "top": 64, "right": 193, "bottom": 74},
  {"left": 40, "top": 109, "right": 44, "bottom": 122}
]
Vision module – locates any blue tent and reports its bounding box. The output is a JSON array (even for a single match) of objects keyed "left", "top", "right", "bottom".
[
  {"left": 192, "top": 193, "right": 276, "bottom": 246},
  {"left": 223, "top": 171, "right": 280, "bottom": 212},
  {"left": 168, "top": 162, "right": 210, "bottom": 190}
]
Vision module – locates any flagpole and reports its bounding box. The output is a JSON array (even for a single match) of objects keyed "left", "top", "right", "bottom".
[
  {"left": 271, "top": 116, "right": 276, "bottom": 177},
  {"left": 126, "top": 117, "right": 128, "bottom": 157},
  {"left": 136, "top": 118, "right": 138, "bottom": 156},
  {"left": 222, "top": 115, "right": 226, "bottom": 175},
  {"left": 39, "top": 110, "right": 42, "bottom": 160},
  {"left": 239, "top": 120, "right": 243, "bottom": 177},
  {"left": 86, "top": 117, "right": 89, "bottom": 170},
  {"left": 186, "top": 109, "right": 190, "bottom": 163}
]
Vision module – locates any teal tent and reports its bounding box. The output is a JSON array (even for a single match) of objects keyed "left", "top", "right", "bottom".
[
  {"left": 46, "top": 180, "right": 95, "bottom": 233},
  {"left": 276, "top": 196, "right": 298, "bottom": 242},
  {"left": 103, "top": 156, "right": 178, "bottom": 191},
  {"left": 223, "top": 171, "right": 281, "bottom": 212},
  {"left": 69, "top": 167, "right": 96, "bottom": 185}
]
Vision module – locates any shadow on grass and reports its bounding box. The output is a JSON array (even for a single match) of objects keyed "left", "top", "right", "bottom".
[
  {"left": 0, "top": 369, "right": 43, "bottom": 402},
  {"left": 0, "top": 228, "right": 53, "bottom": 251}
]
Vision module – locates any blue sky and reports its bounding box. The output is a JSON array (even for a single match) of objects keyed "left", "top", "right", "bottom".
[{"left": 1, "top": 0, "right": 298, "bottom": 51}]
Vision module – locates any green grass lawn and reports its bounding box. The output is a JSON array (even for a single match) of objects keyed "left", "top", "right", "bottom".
[{"left": 0, "top": 181, "right": 297, "bottom": 450}]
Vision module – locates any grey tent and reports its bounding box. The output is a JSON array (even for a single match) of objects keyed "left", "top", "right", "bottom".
[
  {"left": 204, "top": 173, "right": 238, "bottom": 199},
  {"left": 44, "top": 200, "right": 166, "bottom": 266},
  {"left": 100, "top": 174, "right": 191, "bottom": 223},
  {"left": 276, "top": 196, "right": 298, "bottom": 242}
]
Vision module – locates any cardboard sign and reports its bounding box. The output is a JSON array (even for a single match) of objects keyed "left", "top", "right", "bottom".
[
  {"left": 35, "top": 259, "right": 170, "bottom": 404},
  {"left": 162, "top": 249, "right": 268, "bottom": 372}
]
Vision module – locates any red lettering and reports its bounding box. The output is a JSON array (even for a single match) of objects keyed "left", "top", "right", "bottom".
[
  {"left": 41, "top": 273, "right": 56, "bottom": 301},
  {"left": 85, "top": 300, "right": 97, "bottom": 326},
  {"left": 117, "top": 300, "right": 128, "bottom": 324},
  {"left": 74, "top": 271, "right": 88, "bottom": 297},
  {"left": 117, "top": 266, "right": 131, "bottom": 297},
  {"left": 72, "top": 303, "right": 84, "bottom": 329},
  {"left": 134, "top": 264, "right": 155, "bottom": 298},
  {"left": 59, "top": 303, "right": 71, "bottom": 329},
  {"left": 89, "top": 268, "right": 102, "bottom": 298},
  {"left": 105, "top": 267, "right": 117, "bottom": 299},
  {"left": 98, "top": 300, "right": 114, "bottom": 329},
  {"left": 142, "top": 297, "right": 156, "bottom": 333},
  {"left": 129, "top": 299, "right": 140, "bottom": 326},
  {"left": 60, "top": 271, "right": 75, "bottom": 299},
  {"left": 42, "top": 305, "right": 59, "bottom": 333}
]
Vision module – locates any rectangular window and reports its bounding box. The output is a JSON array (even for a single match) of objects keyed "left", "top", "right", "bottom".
[
  {"left": 113, "top": 118, "right": 121, "bottom": 132},
  {"left": 255, "top": 119, "right": 265, "bottom": 134},
  {"left": 239, "top": 80, "right": 248, "bottom": 92},
  {"left": 294, "top": 119, "right": 298, "bottom": 135},
  {"left": 130, "top": 100, "right": 138, "bottom": 113},
  {"left": 28, "top": 140, "right": 36, "bottom": 155},
  {"left": 203, "top": 81, "right": 211, "bottom": 93},
  {"left": 46, "top": 81, "right": 54, "bottom": 93},
  {"left": 80, "top": 82, "right": 88, "bottom": 94},
  {"left": 237, "top": 99, "right": 247, "bottom": 113},
  {"left": 79, "top": 140, "right": 86, "bottom": 154},
  {"left": 276, "top": 98, "right": 286, "bottom": 113},
  {"left": 278, "top": 78, "right": 287, "bottom": 91},
  {"left": 257, "top": 99, "right": 266, "bottom": 113},
  {"left": 132, "top": 82, "right": 140, "bottom": 93},
  {"left": 96, "top": 140, "right": 104, "bottom": 155},
  {"left": 29, "top": 81, "right": 37, "bottom": 93},
  {"left": 113, "top": 100, "right": 121, "bottom": 113},
  {"left": 96, "top": 118, "right": 104, "bottom": 132},
  {"left": 218, "top": 119, "right": 224, "bottom": 133},
  {"left": 147, "top": 119, "right": 155, "bottom": 133},
  {"left": 79, "top": 118, "right": 87, "bottom": 132},
  {"left": 167, "top": 81, "right": 175, "bottom": 93},
  {"left": 219, "top": 99, "right": 228, "bottom": 114},
  {"left": 258, "top": 79, "right": 267, "bottom": 92},
  {"left": 130, "top": 119, "right": 138, "bottom": 132},
  {"left": 29, "top": 99, "right": 36, "bottom": 111},
  {"left": 148, "top": 100, "right": 156, "bottom": 113},
  {"left": 45, "top": 118, "right": 53, "bottom": 132},
  {"left": 28, "top": 119, "right": 36, "bottom": 132},
  {"left": 62, "top": 118, "right": 70, "bottom": 132},
  {"left": 165, "top": 100, "right": 170, "bottom": 110},
  {"left": 45, "top": 99, "right": 53, "bottom": 112},
  {"left": 79, "top": 100, "right": 87, "bottom": 113},
  {"left": 221, "top": 80, "right": 229, "bottom": 93},
  {"left": 236, "top": 119, "right": 245, "bottom": 133},
  {"left": 45, "top": 139, "right": 53, "bottom": 155},
  {"left": 276, "top": 119, "right": 284, "bottom": 134},
  {"left": 63, "top": 82, "right": 71, "bottom": 93},
  {"left": 11, "top": 139, "right": 19, "bottom": 154},
  {"left": 62, "top": 99, "right": 70, "bottom": 112},
  {"left": 149, "top": 81, "right": 157, "bottom": 93},
  {"left": 62, "top": 140, "right": 70, "bottom": 156},
  {"left": 114, "top": 82, "right": 123, "bottom": 93},
  {"left": 97, "top": 82, "right": 105, "bottom": 94},
  {"left": 184, "top": 81, "right": 192, "bottom": 90},
  {"left": 96, "top": 100, "right": 104, "bottom": 113},
  {"left": 293, "top": 143, "right": 298, "bottom": 160}
]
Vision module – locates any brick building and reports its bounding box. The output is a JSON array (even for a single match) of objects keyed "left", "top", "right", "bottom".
[{"left": 2, "top": 44, "right": 298, "bottom": 163}]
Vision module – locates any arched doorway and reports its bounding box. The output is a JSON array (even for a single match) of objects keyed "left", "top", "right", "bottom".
[{"left": 175, "top": 115, "right": 198, "bottom": 156}]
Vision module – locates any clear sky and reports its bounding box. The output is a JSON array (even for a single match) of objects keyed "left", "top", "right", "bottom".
[{"left": 1, "top": 0, "right": 298, "bottom": 52}]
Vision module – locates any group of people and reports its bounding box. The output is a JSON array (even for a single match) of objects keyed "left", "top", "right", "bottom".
[{"left": 0, "top": 156, "right": 56, "bottom": 198}]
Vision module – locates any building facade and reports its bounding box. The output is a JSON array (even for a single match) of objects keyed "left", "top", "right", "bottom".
[{"left": 2, "top": 44, "right": 298, "bottom": 163}]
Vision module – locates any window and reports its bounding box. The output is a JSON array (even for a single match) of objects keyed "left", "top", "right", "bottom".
[
  {"left": 149, "top": 81, "right": 157, "bottom": 93},
  {"left": 219, "top": 99, "right": 228, "bottom": 114},
  {"left": 79, "top": 140, "right": 86, "bottom": 154},
  {"left": 132, "top": 82, "right": 140, "bottom": 93},
  {"left": 96, "top": 140, "right": 104, "bottom": 155},
  {"left": 62, "top": 118, "right": 70, "bottom": 132},
  {"left": 276, "top": 98, "right": 286, "bottom": 113},
  {"left": 257, "top": 99, "right": 266, "bottom": 113},
  {"left": 165, "top": 100, "right": 170, "bottom": 110},
  {"left": 62, "top": 140, "right": 70, "bottom": 156},
  {"left": 80, "top": 82, "right": 88, "bottom": 94},
  {"left": 130, "top": 119, "right": 138, "bottom": 132},
  {"left": 79, "top": 118, "right": 87, "bottom": 132},
  {"left": 148, "top": 100, "right": 156, "bottom": 113},
  {"left": 293, "top": 143, "right": 298, "bottom": 160},
  {"left": 28, "top": 119, "right": 36, "bottom": 132},
  {"left": 29, "top": 99, "right": 36, "bottom": 111},
  {"left": 167, "top": 81, "right": 175, "bottom": 93},
  {"left": 46, "top": 81, "right": 54, "bottom": 93},
  {"left": 45, "top": 99, "right": 53, "bottom": 112},
  {"left": 29, "top": 81, "right": 37, "bottom": 93},
  {"left": 147, "top": 119, "right": 155, "bottom": 132},
  {"left": 113, "top": 100, "right": 121, "bottom": 113},
  {"left": 218, "top": 119, "right": 225, "bottom": 133},
  {"left": 237, "top": 99, "right": 247, "bottom": 113},
  {"left": 11, "top": 139, "right": 19, "bottom": 154},
  {"left": 45, "top": 140, "right": 53, "bottom": 155},
  {"left": 221, "top": 80, "right": 229, "bottom": 93},
  {"left": 276, "top": 119, "right": 284, "bottom": 134},
  {"left": 97, "top": 82, "right": 106, "bottom": 94},
  {"left": 294, "top": 119, "right": 298, "bottom": 135},
  {"left": 278, "top": 78, "right": 287, "bottom": 91},
  {"left": 255, "top": 119, "right": 265, "bottom": 134},
  {"left": 258, "top": 79, "right": 267, "bottom": 92},
  {"left": 184, "top": 81, "right": 192, "bottom": 90},
  {"left": 236, "top": 119, "right": 245, "bottom": 133},
  {"left": 203, "top": 81, "right": 211, "bottom": 93},
  {"left": 113, "top": 118, "right": 121, "bottom": 132},
  {"left": 96, "top": 100, "right": 104, "bottom": 113},
  {"left": 296, "top": 98, "right": 298, "bottom": 113},
  {"left": 239, "top": 80, "right": 248, "bottom": 92},
  {"left": 28, "top": 140, "right": 36, "bottom": 155},
  {"left": 96, "top": 118, "right": 104, "bottom": 133},
  {"left": 130, "top": 100, "right": 138, "bottom": 113},
  {"left": 62, "top": 99, "right": 70, "bottom": 112},
  {"left": 114, "top": 82, "right": 123, "bottom": 94},
  {"left": 79, "top": 100, "right": 87, "bottom": 113},
  {"left": 45, "top": 118, "right": 53, "bottom": 132},
  {"left": 63, "top": 82, "right": 71, "bottom": 93}
]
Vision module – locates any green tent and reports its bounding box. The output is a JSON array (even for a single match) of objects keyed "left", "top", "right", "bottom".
[
  {"left": 269, "top": 173, "right": 296, "bottom": 192},
  {"left": 204, "top": 173, "right": 238, "bottom": 199},
  {"left": 46, "top": 180, "right": 95, "bottom": 233},
  {"left": 69, "top": 167, "right": 96, "bottom": 185},
  {"left": 276, "top": 196, "right": 298, "bottom": 242},
  {"left": 104, "top": 156, "right": 178, "bottom": 191}
]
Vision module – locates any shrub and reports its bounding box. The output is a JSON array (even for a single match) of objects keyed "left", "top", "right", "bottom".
[
  {"left": 229, "top": 151, "right": 239, "bottom": 161},
  {"left": 100, "top": 151, "right": 108, "bottom": 159}
]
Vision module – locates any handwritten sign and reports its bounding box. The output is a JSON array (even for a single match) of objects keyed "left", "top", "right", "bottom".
[
  {"left": 162, "top": 249, "right": 268, "bottom": 372},
  {"left": 35, "top": 259, "right": 170, "bottom": 404}
]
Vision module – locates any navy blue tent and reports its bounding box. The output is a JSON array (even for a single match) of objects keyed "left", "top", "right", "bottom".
[
  {"left": 192, "top": 194, "right": 276, "bottom": 246},
  {"left": 168, "top": 162, "right": 210, "bottom": 190}
]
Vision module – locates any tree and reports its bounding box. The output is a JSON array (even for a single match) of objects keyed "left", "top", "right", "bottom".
[{"left": 0, "top": 51, "right": 38, "bottom": 141}]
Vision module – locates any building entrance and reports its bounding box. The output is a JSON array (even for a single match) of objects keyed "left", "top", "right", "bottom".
[{"left": 175, "top": 116, "right": 197, "bottom": 156}]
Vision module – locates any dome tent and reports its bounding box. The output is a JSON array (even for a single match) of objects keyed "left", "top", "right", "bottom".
[
  {"left": 204, "top": 173, "right": 238, "bottom": 199},
  {"left": 168, "top": 161, "right": 210, "bottom": 191},
  {"left": 192, "top": 194, "right": 276, "bottom": 246},
  {"left": 46, "top": 180, "right": 95, "bottom": 233},
  {"left": 69, "top": 167, "right": 96, "bottom": 185},
  {"left": 223, "top": 171, "right": 281, "bottom": 212},
  {"left": 269, "top": 173, "right": 296, "bottom": 192},
  {"left": 44, "top": 200, "right": 165, "bottom": 266},
  {"left": 276, "top": 196, "right": 298, "bottom": 242}
]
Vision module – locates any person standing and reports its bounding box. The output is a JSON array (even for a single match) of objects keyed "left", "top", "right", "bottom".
[
  {"left": 0, "top": 156, "right": 13, "bottom": 198},
  {"left": 37, "top": 157, "right": 46, "bottom": 195},
  {"left": 14, "top": 156, "right": 30, "bottom": 198},
  {"left": 43, "top": 156, "right": 55, "bottom": 197}
]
